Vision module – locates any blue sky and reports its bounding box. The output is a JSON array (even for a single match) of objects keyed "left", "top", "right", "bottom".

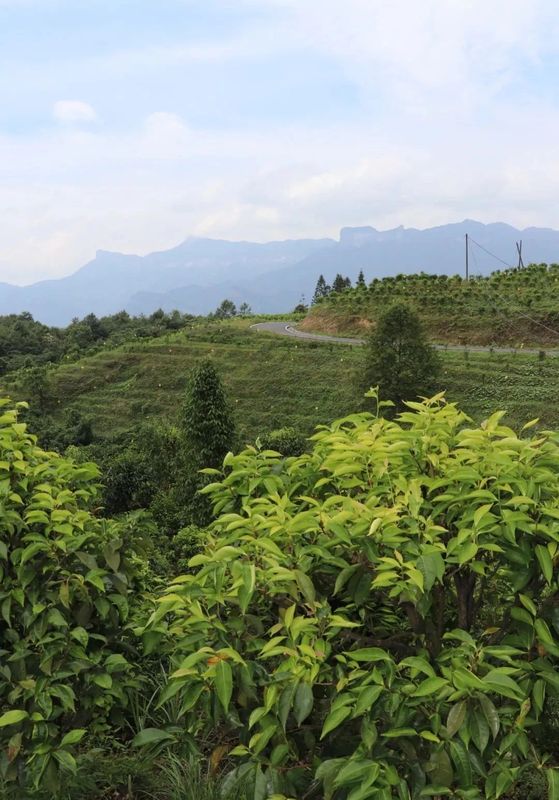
[{"left": 1, "top": 0, "right": 559, "bottom": 282}]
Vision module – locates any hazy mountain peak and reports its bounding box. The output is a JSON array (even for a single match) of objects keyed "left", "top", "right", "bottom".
[{"left": 1, "top": 221, "right": 558, "bottom": 325}]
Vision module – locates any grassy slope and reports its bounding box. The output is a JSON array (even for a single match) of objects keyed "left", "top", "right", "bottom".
[
  {"left": 4, "top": 320, "right": 363, "bottom": 445},
  {"left": 302, "top": 264, "right": 559, "bottom": 346},
  {"left": 3, "top": 318, "right": 559, "bottom": 446}
]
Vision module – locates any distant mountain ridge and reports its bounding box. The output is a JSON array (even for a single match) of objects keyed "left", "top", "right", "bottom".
[{"left": 2, "top": 221, "right": 559, "bottom": 325}]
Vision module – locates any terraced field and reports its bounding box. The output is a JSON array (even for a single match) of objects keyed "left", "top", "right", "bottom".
[{"left": 3, "top": 318, "right": 559, "bottom": 445}]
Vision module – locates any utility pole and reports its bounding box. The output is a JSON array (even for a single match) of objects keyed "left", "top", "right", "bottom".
[
  {"left": 465, "top": 233, "right": 469, "bottom": 281},
  {"left": 516, "top": 240, "right": 524, "bottom": 269}
]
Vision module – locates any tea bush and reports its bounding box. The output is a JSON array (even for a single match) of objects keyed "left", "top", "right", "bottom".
[
  {"left": 0, "top": 400, "right": 145, "bottom": 795},
  {"left": 143, "top": 391, "right": 559, "bottom": 799}
]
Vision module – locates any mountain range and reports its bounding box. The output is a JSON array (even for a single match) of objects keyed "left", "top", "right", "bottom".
[{"left": 3, "top": 220, "right": 559, "bottom": 326}]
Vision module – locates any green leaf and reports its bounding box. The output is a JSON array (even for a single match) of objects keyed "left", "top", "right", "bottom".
[
  {"left": 294, "top": 682, "right": 314, "bottom": 725},
  {"left": 294, "top": 570, "right": 316, "bottom": 605},
  {"left": 71, "top": 627, "right": 89, "bottom": 648},
  {"left": 354, "top": 685, "right": 383, "bottom": 717},
  {"left": 0, "top": 710, "right": 28, "bottom": 727},
  {"left": 457, "top": 541, "right": 478, "bottom": 565},
  {"left": 20, "top": 541, "right": 47, "bottom": 565},
  {"left": 412, "top": 677, "right": 448, "bottom": 697},
  {"left": 547, "top": 768, "right": 559, "bottom": 800},
  {"left": 533, "top": 679, "right": 546, "bottom": 714},
  {"left": 382, "top": 728, "right": 418, "bottom": 738},
  {"left": 53, "top": 750, "right": 77, "bottom": 774},
  {"left": 399, "top": 656, "right": 435, "bottom": 678},
  {"left": 346, "top": 647, "right": 390, "bottom": 663},
  {"left": 103, "top": 543, "right": 120, "bottom": 572},
  {"left": 238, "top": 563, "right": 256, "bottom": 614},
  {"left": 60, "top": 729, "right": 87, "bottom": 748},
  {"left": 473, "top": 503, "right": 493, "bottom": 528},
  {"left": 483, "top": 669, "right": 524, "bottom": 700},
  {"left": 92, "top": 673, "right": 112, "bottom": 689},
  {"left": 417, "top": 552, "right": 445, "bottom": 591},
  {"left": 450, "top": 741, "right": 473, "bottom": 788},
  {"left": 518, "top": 594, "right": 537, "bottom": 616},
  {"left": 446, "top": 701, "right": 467, "bottom": 738},
  {"left": 469, "top": 709, "right": 490, "bottom": 754},
  {"left": 426, "top": 749, "right": 453, "bottom": 788},
  {"left": 479, "top": 695, "right": 500, "bottom": 740},
  {"left": 132, "top": 728, "right": 176, "bottom": 747},
  {"left": 278, "top": 684, "right": 296, "bottom": 730},
  {"left": 535, "top": 618, "right": 557, "bottom": 649},
  {"left": 536, "top": 545, "right": 553, "bottom": 584},
  {"left": 320, "top": 705, "right": 352, "bottom": 739},
  {"left": 215, "top": 659, "right": 233, "bottom": 712}
]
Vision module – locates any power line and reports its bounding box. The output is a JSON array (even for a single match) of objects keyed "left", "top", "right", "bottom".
[
  {"left": 468, "top": 237, "right": 514, "bottom": 269},
  {"left": 464, "top": 235, "right": 559, "bottom": 340}
]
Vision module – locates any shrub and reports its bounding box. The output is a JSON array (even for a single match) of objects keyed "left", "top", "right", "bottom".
[
  {"left": 142, "top": 393, "right": 559, "bottom": 799},
  {"left": 0, "top": 399, "right": 144, "bottom": 795},
  {"left": 258, "top": 426, "right": 307, "bottom": 457},
  {"left": 364, "top": 304, "right": 440, "bottom": 408}
]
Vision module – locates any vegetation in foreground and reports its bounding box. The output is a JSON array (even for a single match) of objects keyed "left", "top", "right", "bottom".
[
  {"left": 2, "top": 392, "right": 559, "bottom": 797},
  {"left": 2, "top": 272, "right": 559, "bottom": 796}
]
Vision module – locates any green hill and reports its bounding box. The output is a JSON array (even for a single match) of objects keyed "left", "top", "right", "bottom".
[
  {"left": 3, "top": 316, "right": 559, "bottom": 447},
  {"left": 0, "top": 319, "right": 363, "bottom": 446},
  {"left": 304, "top": 263, "right": 559, "bottom": 345}
]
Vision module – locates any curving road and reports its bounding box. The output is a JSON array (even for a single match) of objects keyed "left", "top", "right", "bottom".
[
  {"left": 250, "top": 321, "right": 559, "bottom": 356},
  {"left": 251, "top": 321, "right": 363, "bottom": 345}
]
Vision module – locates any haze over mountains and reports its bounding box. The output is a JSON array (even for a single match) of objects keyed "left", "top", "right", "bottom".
[{"left": 4, "top": 220, "right": 559, "bottom": 326}]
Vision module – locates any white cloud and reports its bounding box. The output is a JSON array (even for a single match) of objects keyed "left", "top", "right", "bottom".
[
  {"left": 1, "top": 2, "right": 559, "bottom": 282},
  {"left": 53, "top": 100, "right": 98, "bottom": 124},
  {"left": 2, "top": 99, "right": 559, "bottom": 285},
  {"left": 250, "top": 0, "right": 558, "bottom": 116}
]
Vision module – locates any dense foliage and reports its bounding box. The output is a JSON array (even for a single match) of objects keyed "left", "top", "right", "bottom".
[
  {"left": 6, "top": 277, "right": 559, "bottom": 797},
  {"left": 0, "top": 308, "right": 195, "bottom": 376},
  {"left": 0, "top": 400, "right": 144, "bottom": 795},
  {"left": 143, "top": 392, "right": 559, "bottom": 799},
  {"left": 364, "top": 304, "right": 440, "bottom": 408},
  {"left": 181, "top": 359, "right": 236, "bottom": 471}
]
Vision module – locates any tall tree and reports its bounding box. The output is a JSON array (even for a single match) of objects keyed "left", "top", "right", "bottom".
[
  {"left": 356, "top": 269, "right": 366, "bottom": 288},
  {"left": 332, "top": 273, "right": 348, "bottom": 293},
  {"left": 312, "top": 275, "right": 329, "bottom": 304},
  {"left": 181, "top": 360, "right": 235, "bottom": 470},
  {"left": 364, "top": 303, "right": 440, "bottom": 408},
  {"left": 214, "top": 299, "right": 237, "bottom": 319},
  {"left": 238, "top": 302, "right": 252, "bottom": 316},
  {"left": 173, "top": 360, "right": 235, "bottom": 528}
]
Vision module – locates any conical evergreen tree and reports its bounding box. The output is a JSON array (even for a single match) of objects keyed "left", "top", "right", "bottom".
[
  {"left": 181, "top": 360, "right": 235, "bottom": 469},
  {"left": 332, "top": 273, "right": 347, "bottom": 293},
  {"left": 159, "top": 360, "right": 237, "bottom": 530},
  {"left": 312, "top": 275, "right": 328, "bottom": 304},
  {"left": 357, "top": 269, "right": 366, "bottom": 288}
]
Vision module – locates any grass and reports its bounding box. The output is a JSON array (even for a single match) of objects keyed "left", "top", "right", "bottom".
[
  {"left": 441, "top": 347, "right": 559, "bottom": 430},
  {"left": 3, "top": 317, "right": 559, "bottom": 446}
]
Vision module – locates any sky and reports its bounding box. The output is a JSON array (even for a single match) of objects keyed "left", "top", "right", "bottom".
[{"left": 2, "top": 0, "right": 559, "bottom": 283}]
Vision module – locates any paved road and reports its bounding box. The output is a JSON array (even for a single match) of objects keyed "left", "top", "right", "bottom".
[
  {"left": 251, "top": 321, "right": 363, "bottom": 345},
  {"left": 251, "top": 321, "right": 559, "bottom": 356}
]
